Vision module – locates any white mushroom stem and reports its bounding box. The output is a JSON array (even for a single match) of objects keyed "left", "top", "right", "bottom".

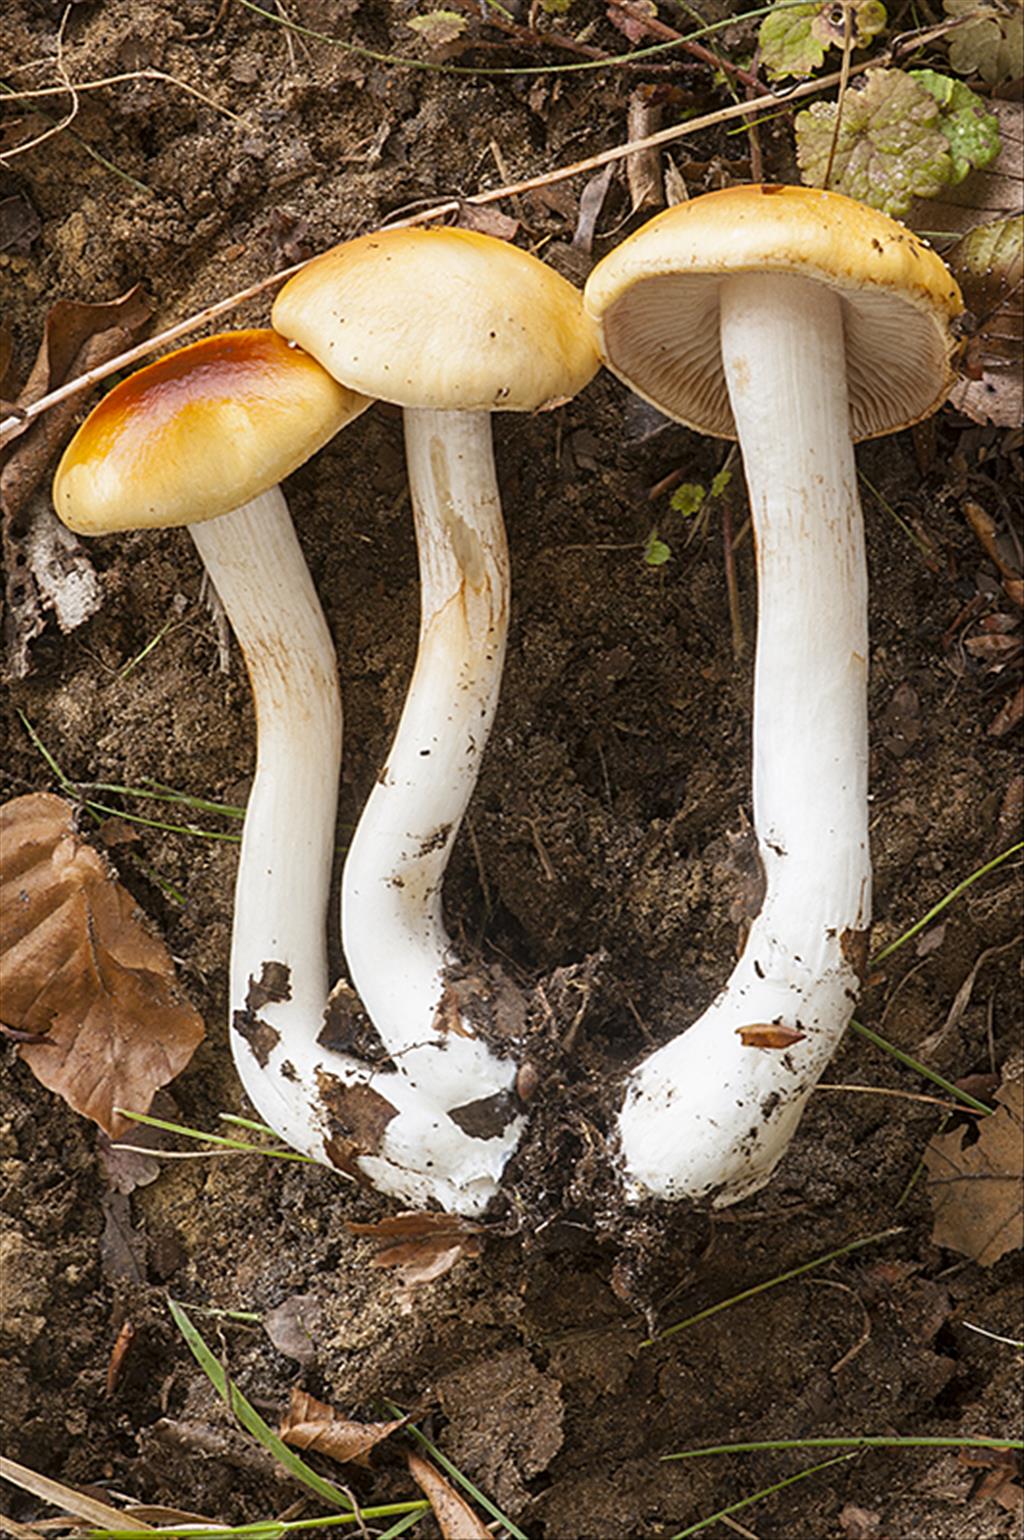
[
  {"left": 618, "top": 272, "right": 871, "bottom": 1205},
  {"left": 192, "top": 481, "right": 520, "bottom": 1216},
  {"left": 341, "top": 407, "right": 524, "bottom": 1196},
  {"left": 189, "top": 488, "right": 344, "bottom": 1141}
]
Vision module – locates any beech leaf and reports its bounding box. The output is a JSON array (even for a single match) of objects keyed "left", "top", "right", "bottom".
[
  {"left": 796, "top": 69, "right": 953, "bottom": 217},
  {"left": 0, "top": 793, "right": 205, "bottom": 1136},
  {"left": 347, "top": 1210, "right": 483, "bottom": 1288},
  {"left": 924, "top": 1077, "right": 1024, "bottom": 1266},
  {"left": 279, "top": 1388, "right": 406, "bottom": 1466},
  {"left": 948, "top": 213, "right": 1023, "bottom": 428},
  {"left": 943, "top": 0, "right": 1024, "bottom": 86},
  {"left": 407, "top": 1452, "right": 491, "bottom": 1540}
]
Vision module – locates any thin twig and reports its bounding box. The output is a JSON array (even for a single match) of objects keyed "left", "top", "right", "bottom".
[
  {"left": 822, "top": 3, "right": 855, "bottom": 191},
  {"left": 609, "top": 1, "right": 766, "bottom": 90},
  {"left": 0, "top": 65, "right": 247, "bottom": 148},
  {"left": 2, "top": 6, "right": 79, "bottom": 165}
]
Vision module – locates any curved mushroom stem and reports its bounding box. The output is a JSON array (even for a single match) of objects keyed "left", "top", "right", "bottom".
[
  {"left": 341, "top": 407, "right": 524, "bottom": 1207},
  {"left": 189, "top": 488, "right": 346, "bottom": 1148},
  {"left": 618, "top": 272, "right": 871, "bottom": 1205}
]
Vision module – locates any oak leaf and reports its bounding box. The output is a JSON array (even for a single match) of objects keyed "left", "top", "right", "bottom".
[{"left": 0, "top": 793, "right": 204, "bottom": 1136}]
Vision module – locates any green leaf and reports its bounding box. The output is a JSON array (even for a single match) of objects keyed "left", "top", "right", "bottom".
[
  {"left": 796, "top": 68, "right": 952, "bottom": 218},
  {"left": 709, "top": 467, "right": 732, "bottom": 499},
  {"left": 943, "top": 0, "right": 1024, "bottom": 86},
  {"left": 670, "top": 482, "right": 706, "bottom": 517},
  {"left": 759, "top": 0, "right": 887, "bottom": 79},
  {"left": 407, "top": 9, "right": 467, "bottom": 46},
  {"left": 644, "top": 533, "right": 672, "bottom": 566},
  {"left": 909, "top": 69, "right": 1001, "bottom": 184},
  {"left": 759, "top": 3, "right": 826, "bottom": 80},
  {"left": 540, "top": 0, "right": 572, "bottom": 13}
]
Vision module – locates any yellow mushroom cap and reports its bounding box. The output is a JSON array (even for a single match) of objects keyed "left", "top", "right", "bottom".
[
  {"left": 271, "top": 227, "right": 599, "bottom": 413},
  {"left": 53, "top": 329, "right": 372, "bottom": 535},
  {"left": 584, "top": 184, "right": 965, "bottom": 443}
]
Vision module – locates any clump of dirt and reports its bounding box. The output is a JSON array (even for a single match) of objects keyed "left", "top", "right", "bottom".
[{"left": 2, "top": 1, "right": 1022, "bottom": 1536}]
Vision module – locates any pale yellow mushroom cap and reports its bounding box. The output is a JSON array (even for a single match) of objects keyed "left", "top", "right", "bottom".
[
  {"left": 53, "top": 329, "right": 372, "bottom": 535},
  {"left": 584, "top": 184, "right": 964, "bottom": 442},
  {"left": 271, "top": 227, "right": 599, "bottom": 412}
]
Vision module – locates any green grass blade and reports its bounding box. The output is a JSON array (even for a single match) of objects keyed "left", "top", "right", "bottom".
[
  {"left": 385, "top": 1403, "right": 528, "bottom": 1540},
  {"left": 670, "top": 1453, "right": 855, "bottom": 1538},
  {"left": 374, "top": 1512, "right": 430, "bottom": 1540},
  {"left": 18, "top": 710, "right": 74, "bottom": 787},
  {"left": 116, "top": 1109, "right": 317, "bottom": 1162},
  {"left": 219, "top": 1113, "right": 280, "bottom": 1135},
  {"left": 645, "top": 1227, "right": 901, "bottom": 1347},
  {"left": 83, "top": 781, "right": 246, "bottom": 818},
  {"left": 167, "top": 1300, "right": 356, "bottom": 1511},
  {"left": 76, "top": 798, "right": 242, "bottom": 841},
  {"left": 87, "top": 1506, "right": 431, "bottom": 1540},
  {"left": 663, "top": 1435, "right": 1023, "bottom": 1461},
  {"left": 118, "top": 614, "right": 182, "bottom": 679},
  {"left": 848, "top": 1021, "right": 995, "bottom": 1115},
  {"left": 872, "top": 842, "right": 1023, "bottom": 964}
]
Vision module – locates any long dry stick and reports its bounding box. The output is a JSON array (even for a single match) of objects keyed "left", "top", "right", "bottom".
[{"left": 0, "top": 15, "right": 971, "bottom": 449}]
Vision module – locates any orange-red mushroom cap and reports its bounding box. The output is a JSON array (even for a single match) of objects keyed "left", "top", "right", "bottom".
[
  {"left": 584, "top": 184, "right": 965, "bottom": 442},
  {"left": 53, "top": 329, "right": 371, "bottom": 535}
]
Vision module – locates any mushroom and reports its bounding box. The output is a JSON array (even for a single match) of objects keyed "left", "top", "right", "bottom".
[
  {"left": 583, "top": 185, "right": 963, "bottom": 1205},
  {"left": 272, "top": 228, "right": 599, "bottom": 1207},
  {"left": 51, "top": 329, "right": 389, "bottom": 1176}
]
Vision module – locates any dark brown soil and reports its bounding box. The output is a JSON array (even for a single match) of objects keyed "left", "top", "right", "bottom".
[{"left": 2, "top": 3, "right": 1022, "bottom": 1537}]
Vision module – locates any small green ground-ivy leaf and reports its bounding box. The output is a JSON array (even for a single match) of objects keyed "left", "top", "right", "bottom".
[
  {"left": 670, "top": 482, "right": 706, "bottom": 517},
  {"left": 796, "top": 68, "right": 952, "bottom": 217},
  {"left": 943, "top": 0, "right": 1024, "bottom": 86},
  {"left": 759, "top": 0, "right": 887, "bottom": 79},
  {"left": 910, "top": 70, "right": 1002, "bottom": 185},
  {"left": 644, "top": 533, "right": 672, "bottom": 567},
  {"left": 759, "top": 3, "right": 827, "bottom": 80}
]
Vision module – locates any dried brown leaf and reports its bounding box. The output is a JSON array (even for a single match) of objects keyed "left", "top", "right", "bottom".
[
  {"left": 407, "top": 1452, "right": 491, "bottom": 1540},
  {"left": 0, "top": 793, "right": 205, "bottom": 1136},
  {"left": 0, "top": 193, "right": 41, "bottom": 256},
  {"left": 736, "top": 1023, "right": 807, "bottom": 1048},
  {"left": 347, "top": 1210, "right": 483, "bottom": 1288},
  {"left": 988, "top": 681, "right": 1024, "bottom": 738},
  {"left": 455, "top": 203, "right": 520, "bottom": 241},
  {"left": 571, "top": 164, "right": 616, "bottom": 256},
  {"left": 263, "top": 1292, "right": 322, "bottom": 1366},
  {"left": 949, "top": 210, "right": 1023, "bottom": 428},
  {"left": 925, "top": 1077, "right": 1024, "bottom": 1266},
  {"left": 279, "top": 1388, "right": 405, "bottom": 1466}
]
